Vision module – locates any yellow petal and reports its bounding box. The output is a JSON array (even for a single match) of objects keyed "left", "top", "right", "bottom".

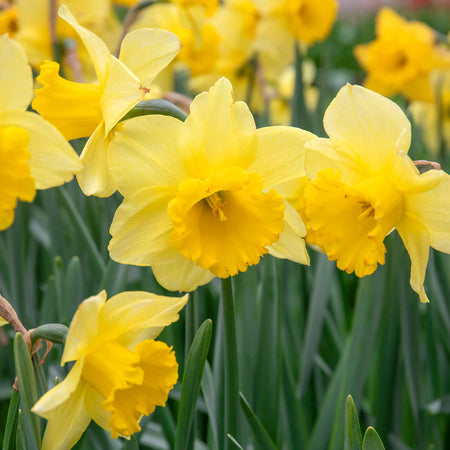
[
  {"left": 106, "top": 340, "right": 178, "bottom": 439},
  {"left": 0, "top": 35, "right": 32, "bottom": 113},
  {"left": 179, "top": 77, "right": 257, "bottom": 178},
  {"left": 0, "top": 316, "right": 7, "bottom": 326},
  {"left": 39, "top": 380, "right": 90, "bottom": 450},
  {"left": 403, "top": 172, "right": 450, "bottom": 254},
  {"left": 396, "top": 216, "right": 430, "bottom": 303},
  {"left": 268, "top": 201, "right": 309, "bottom": 265},
  {"left": 84, "top": 386, "right": 112, "bottom": 432},
  {"left": 323, "top": 84, "right": 411, "bottom": 171},
  {"left": 32, "top": 360, "right": 84, "bottom": 417},
  {"left": 0, "top": 126, "right": 35, "bottom": 231},
  {"left": 119, "top": 28, "right": 181, "bottom": 88},
  {"left": 61, "top": 291, "right": 106, "bottom": 365},
  {"left": 0, "top": 111, "right": 81, "bottom": 189},
  {"left": 248, "top": 126, "right": 316, "bottom": 188},
  {"left": 152, "top": 253, "right": 215, "bottom": 292},
  {"left": 77, "top": 122, "right": 116, "bottom": 197},
  {"left": 109, "top": 186, "right": 178, "bottom": 266},
  {"left": 98, "top": 291, "right": 188, "bottom": 348},
  {"left": 100, "top": 56, "right": 148, "bottom": 134},
  {"left": 109, "top": 116, "right": 185, "bottom": 197},
  {"left": 58, "top": 4, "right": 111, "bottom": 84},
  {"left": 375, "top": 7, "right": 406, "bottom": 36}
]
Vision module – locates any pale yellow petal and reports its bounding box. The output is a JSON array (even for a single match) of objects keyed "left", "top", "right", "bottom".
[
  {"left": 0, "top": 111, "right": 81, "bottom": 189},
  {"left": 119, "top": 28, "right": 181, "bottom": 87},
  {"left": 101, "top": 56, "right": 147, "bottom": 134},
  {"left": 179, "top": 77, "right": 257, "bottom": 178},
  {"left": 77, "top": 122, "right": 116, "bottom": 197},
  {"left": 403, "top": 172, "right": 450, "bottom": 254},
  {"left": 99, "top": 291, "right": 188, "bottom": 347},
  {"left": 61, "top": 291, "right": 106, "bottom": 364},
  {"left": 152, "top": 253, "right": 216, "bottom": 292},
  {"left": 58, "top": 4, "right": 111, "bottom": 83},
  {"left": 109, "top": 116, "right": 185, "bottom": 197},
  {"left": 109, "top": 186, "right": 179, "bottom": 266},
  {"left": 0, "top": 35, "right": 32, "bottom": 112},
  {"left": 84, "top": 386, "right": 111, "bottom": 432},
  {"left": 268, "top": 201, "right": 309, "bottom": 265},
  {"left": 396, "top": 216, "right": 430, "bottom": 303},
  {"left": 32, "top": 360, "right": 84, "bottom": 416},
  {"left": 323, "top": 84, "right": 411, "bottom": 171},
  {"left": 39, "top": 380, "right": 90, "bottom": 450},
  {"left": 248, "top": 126, "right": 316, "bottom": 188}
]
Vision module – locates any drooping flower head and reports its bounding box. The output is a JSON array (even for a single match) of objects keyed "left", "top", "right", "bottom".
[
  {"left": 108, "top": 78, "right": 312, "bottom": 292},
  {"left": 354, "top": 7, "right": 450, "bottom": 102},
  {"left": 32, "top": 290, "right": 188, "bottom": 449},
  {"left": 301, "top": 84, "right": 450, "bottom": 302},
  {"left": 32, "top": 5, "right": 181, "bottom": 197},
  {"left": 0, "top": 35, "right": 81, "bottom": 231}
]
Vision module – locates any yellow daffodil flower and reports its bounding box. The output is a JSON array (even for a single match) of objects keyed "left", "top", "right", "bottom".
[
  {"left": 14, "top": 0, "right": 120, "bottom": 75},
  {"left": 0, "top": 3, "right": 17, "bottom": 36},
  {"left": 108, "top": 78, "right": 312, "bottom": 292},
  {"left": 301, "top": 84, "right": 450, "bottom": 303},
  {"left": 354, "top": 7, "right": 450, "bottom": 102},
  {"left": 0, "top": 35, "right": 81, "bottom": 231},
  {"left": 410, "top": 70, "right": 450, "bottom": 155},
  {"left": 32, "top": 5, "right": 181, "bottom": 197},
  {"left": 32, "top": 290, "right": 188, "bottom": 450}
]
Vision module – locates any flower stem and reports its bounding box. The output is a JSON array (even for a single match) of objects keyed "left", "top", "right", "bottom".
[
  {"left": 291, "top": 42, "right": 309, "bottom": 129},
  {"left": 221, "top": 277, "right": 239, "bottom": 449}
]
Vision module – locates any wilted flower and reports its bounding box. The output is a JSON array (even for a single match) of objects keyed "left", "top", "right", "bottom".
[{"left": 32, "top": 290, "right": 187, "bottom": 449}]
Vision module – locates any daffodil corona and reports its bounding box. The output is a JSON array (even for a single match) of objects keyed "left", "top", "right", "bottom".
[
  {"left": 33, "top": 5, "right": 181, "bottom": 197},
  {"left": 0, "top": 35, "right": 81, "bottom": 230},
  {"left": 108, "top": 78, "right": 312, "bottom": 291},
  {"left": 32, "top": 290, "right": 187, "bottom": 450},
  {"left": 301, "top": 84, "right": 450, "bottom": 303}
]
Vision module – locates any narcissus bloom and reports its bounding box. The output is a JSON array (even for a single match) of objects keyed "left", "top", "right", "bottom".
[
  {"left": 301, "top": 84, "right": 450, "bottom": 303},
  {"left": 108, "top": 78, "right": 312, "bottom": 291},
  {"left": 354, "top": 7, "right": 450, "bottom": 102},
  {"left": 0, "top": 35, "right": 80, "bottom": 231},
  {"left": 32, "top": 290, "right": 187, "bottom": 450},
  {"left": 33, "top": 5, "right": 180, "bottom": 197}
]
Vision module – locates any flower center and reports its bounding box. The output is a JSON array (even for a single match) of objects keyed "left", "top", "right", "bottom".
[
  {"left": 168, "top": 166, "right": 285, "bottom": 278},
  {"left": 32, "top": 61, "right": 103, "bottom": 141},
  {"left": 303, "top": 168, "right": 405, "bottom": 277},
  {"left": 0, "top": 126, "right": 35, "bottom": 230}
]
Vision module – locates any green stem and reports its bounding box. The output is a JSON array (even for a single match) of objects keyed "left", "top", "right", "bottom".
[
  {"left": 291, "top": 42, "right": 309, "bottom": 129},
  {"left": 57, "top": 187, "right": 106, "bottom": 275},
  {"left": 221, "top": 277, "right": 239, "bottom": 449}
]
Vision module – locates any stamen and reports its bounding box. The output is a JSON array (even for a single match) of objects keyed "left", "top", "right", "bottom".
[{"left": 205, "top": 192, "right": 228, "bottom": 221}]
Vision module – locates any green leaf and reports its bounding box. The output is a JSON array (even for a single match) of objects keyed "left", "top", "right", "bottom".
[
  {"left": 13, "top": 333, "right": 40, "bottom": 449},
  {"left": 239, "top": 393, "right": 277, "bottom": 450},
  {"left": 31, "top": 324, "right": 69, "bottom": 345},
  {"left": 362, "top": 427, "right": 385, "bottom": 450},
  {"left": 344, "top": 395, "right": 362, "bottom": 450},
  {"left": 174, "top": 319, "right": 212, "bottom": 450},
  {"left": 121, "top": 99, "right": 187, "bottom": 123},
  {"left": 2, "top": 389, "right": 20, "bottom": 450},
  {"left": 200, "top": 362, "right": 219, "bottom": 450},
  {"left": 227, "top": 434, "right": 244, "bottom": 450}
]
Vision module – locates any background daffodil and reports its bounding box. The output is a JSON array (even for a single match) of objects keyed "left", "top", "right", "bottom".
[
  {"left": 32, "top": 5, "right": 181, "bottom": 197},
  {"left": 0, "top": 34, "right": 81, "bottom": 231},
  {"left": 301, "top": 84, "right": 450, "bottom": 303},
  {"left": 108, "top": 77, "right": 313, "bottom": 292},
  {"left": 32, "top": 290, "right": 188, "bottom": 450}
]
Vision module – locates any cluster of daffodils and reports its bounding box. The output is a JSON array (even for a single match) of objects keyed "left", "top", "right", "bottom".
[{"left": 0, "top": 2, "right": 449, "bottom": 448}]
